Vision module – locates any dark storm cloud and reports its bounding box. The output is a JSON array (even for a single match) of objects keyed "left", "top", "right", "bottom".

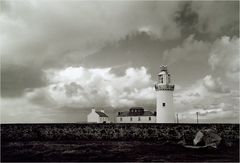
[
  {"left": 0, "top": 0, "right": 10, "bottom": 13},
  {"left": 0, "top": 0, "right": 181, "bottom": 99},
  {"left": 175, "top": 2, "right": 199, "bottom": 38},
  {"left": 1, "top": 64, "right": 46, "bottom": 98},
  {"left": 175, "top": 1, "right": 239, "bottom": 40},
  {"left": 83, "top": 31, "right": 182, "bottom": 78},
  {"left": 191, "top": 1, "right": 239, "bottom": 38},
  {"left": 0, "top": 0, "right": 181, "bottom": 66}
]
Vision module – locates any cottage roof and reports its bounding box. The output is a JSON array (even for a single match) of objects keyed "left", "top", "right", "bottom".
[
  {"left": 95, "top": 111, "right": 108, "bottom": 117},
  {"left": 117, "top": 110, "right": 156, "bottom": 117}
]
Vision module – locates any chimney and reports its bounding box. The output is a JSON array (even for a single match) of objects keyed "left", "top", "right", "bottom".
[
  {"left": 100, "top": 110, "right": 104, "bottom": 113},
  {"left": 92, "top": 108, "right": 95, "bottom": 112}
]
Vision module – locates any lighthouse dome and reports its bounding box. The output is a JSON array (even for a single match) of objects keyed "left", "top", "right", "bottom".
[{"left": 158, "top": 71, "right": 167, "bottom": 75}]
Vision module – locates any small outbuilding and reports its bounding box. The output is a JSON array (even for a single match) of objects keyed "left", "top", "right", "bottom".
[{"left": 87, "top": 108, "right": 110, "bottom": 123}]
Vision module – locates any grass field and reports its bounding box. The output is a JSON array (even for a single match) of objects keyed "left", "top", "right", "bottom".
[
  {"left": 1, "top": 123, "right": 239, "bottom": 162},
  {"left": 1, "top": 140, "right": 239, "bottom": 162}
]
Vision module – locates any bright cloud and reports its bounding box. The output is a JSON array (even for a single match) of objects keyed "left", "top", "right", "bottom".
[
  {"left": 174, "top": 74, "right": 238, "bottom": 123},
  {"left": 208, "top": 36, "right": 239, "bottom": 81},
  {"left": 1, "top": 66, "right": 156, "bottom": 123},
  {"left": 203, "top": 75, "right": 230, "bottom": 93},
  {"left": 27, "top": 66, "right": 155, "bottom": 108},
  {"left": 163, "top": 36, "right": 239, "bottom": 80},
  {"left": 175, "top": 74, "right": 231, "bottom": 108}
]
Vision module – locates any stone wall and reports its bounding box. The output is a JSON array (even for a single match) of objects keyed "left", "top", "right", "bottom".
[{"left": 1, "top": 123, "right": 239, "bottom": 142}]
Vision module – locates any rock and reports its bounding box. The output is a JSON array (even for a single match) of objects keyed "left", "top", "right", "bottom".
[
  {"left": 193, "top": 129, "right": 222, "bottom": 148},
  {"left": 177, "top": 140, "right": 186, "bottom": 145},
  {"left": 193, "top": 131, "right": 204, "bottom": 146}
]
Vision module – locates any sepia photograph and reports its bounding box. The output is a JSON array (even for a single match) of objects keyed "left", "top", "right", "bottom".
[{"left": 1, "top": 0, "right": 239, "bottom": 162}]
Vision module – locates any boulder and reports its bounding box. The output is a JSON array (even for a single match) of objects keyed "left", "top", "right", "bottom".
[{"left": 193, "top": 129, "right": 222, "bottom": 148}]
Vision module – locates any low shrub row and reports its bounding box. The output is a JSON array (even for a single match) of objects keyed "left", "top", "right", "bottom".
[{"left": 1, "top": 123, "right": 239, "bottom": 141}]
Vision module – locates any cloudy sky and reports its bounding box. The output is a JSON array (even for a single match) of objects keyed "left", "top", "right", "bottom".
[{"left": 1, "top": 0, "right": 239, "bottom": 123}]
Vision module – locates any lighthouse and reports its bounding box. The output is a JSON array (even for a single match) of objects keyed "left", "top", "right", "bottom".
[{"left": 155, "top": 65, "right": 175, "bottom": 123}]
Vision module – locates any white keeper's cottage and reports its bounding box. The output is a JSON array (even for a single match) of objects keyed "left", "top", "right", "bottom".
[
  {"left": 87, "top": 108, "right": 110, "bottom": 123},
  {"left": 116, "top": 107, "right": 156, "bottom": 123}
]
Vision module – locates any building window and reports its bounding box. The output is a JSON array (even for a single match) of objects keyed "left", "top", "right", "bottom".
[
  {"left": 162, "top": 103, "right": 166, "bottom": 107},
  {"left": 130, "top": 117, "right": 132, "bottom": 121},
  {"left": 149, "top": 117, "right": 151, "bottom": 121},
  {"left": 120, "top": 117, "right": 122, "bottom": 121},
  {"left": 138, "top": 117, "right": 141, "bottom": 121}
]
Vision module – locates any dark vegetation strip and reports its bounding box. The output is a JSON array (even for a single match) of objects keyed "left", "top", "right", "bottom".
[{"left": 1, "top": 123, "right": 239, "bottom": 142}]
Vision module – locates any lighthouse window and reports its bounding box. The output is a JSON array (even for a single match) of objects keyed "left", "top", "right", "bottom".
[
  {"left": 138, "top": 117, "right": 141, "bottom": 121},
  {"left": 162, "top": 103, "right": 166, "bottom": 107},
  {"left": 130, "top": 117, "right": 132, "bottom": 121},
  {"left": 149, "top": 117, "right": 151, "bottom": 121},
  {"left": 120, "top": 118, "right": 122, "bottom": 121},
  {"left": 159, "top": 75, "right": 163, "bottom": 83}
]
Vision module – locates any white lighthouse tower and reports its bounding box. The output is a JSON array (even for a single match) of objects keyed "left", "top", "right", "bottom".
[{"left": 155, "top": 65, "right": 175, "bottom": 123}]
